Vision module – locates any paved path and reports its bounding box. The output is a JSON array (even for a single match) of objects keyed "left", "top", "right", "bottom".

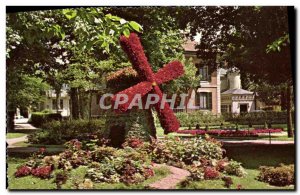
[
  {"left": 221, "top": 140, "right": 294, "bottom": 145},
  {"left": 15, "top": 122, "right": 37, "bottom": 130},
  {"left": 7, "top": 122, "right": 37, "bottom": 148},
  {"left": 148, "top": 164, "right": 190, "bottom": 190},
  {"left": 7, "top": 135, "right": 28, "bottom": 147}
]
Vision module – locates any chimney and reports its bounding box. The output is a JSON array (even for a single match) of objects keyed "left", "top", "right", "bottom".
[{"left": 227, "top": 72, "right": 241, "bottom": 89}]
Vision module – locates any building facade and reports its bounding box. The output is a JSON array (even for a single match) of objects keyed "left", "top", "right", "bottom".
[{"left": 183, "top": 40, "right": 255, "bottom": 115}]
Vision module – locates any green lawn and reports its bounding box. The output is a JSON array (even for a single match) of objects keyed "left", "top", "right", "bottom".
[
  {"left": 7, "top": 157, "right": 170, "bottom": 190},
  {"left": 6, "top": 133, "right": 27, "bottom": 139},
  {"left": 224, "top": 144, "right": 294, "bottom": 169},
  {"left": 178, "top": 169, "right": 294, "bottom": 190},
  {"left": 11, "top": 141, "right": 64, "bottom": 148}
]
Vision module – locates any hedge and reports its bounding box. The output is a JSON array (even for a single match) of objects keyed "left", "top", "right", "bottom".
[
  {"left": 28, "top": 112, "right": 62, "bottom": 127},
  {"left": 175, "top": 110, "right": 225, "bottom": 127},
  {"left": 28, "top": 119, "right": 106, "bottom": 145},
  {"left": 222, "top": 111, "right": 293, "bottom": 125}
]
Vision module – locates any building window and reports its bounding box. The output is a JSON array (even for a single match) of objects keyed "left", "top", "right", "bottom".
[
  {"left": 196, "top": 92, "right": 212, "bottom": 110},
  {"left": 60, "top": 99, "right": 64, "bottom": 109},
  {"left": 52, "top": 99, "right": 57, "bottom": 110},
  {"left": 199, "top": 66, "right": 209, "bottom": 81},
  {"left": 221, "top": 105, "right": 231, "bottom": 113}
]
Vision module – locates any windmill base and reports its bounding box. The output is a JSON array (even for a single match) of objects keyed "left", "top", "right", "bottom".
[{"left": 104, "top": 109, "right": 156, "bottom": 148}]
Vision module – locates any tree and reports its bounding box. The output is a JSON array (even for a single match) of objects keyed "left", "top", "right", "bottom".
[
  {"left": 179, "top": 6, "right": 294, "bottom": 137},
  {"left": 7, "top": 72, "right": 49, "bottom": 131},
  {"left": 6, "top": 8, "right": 143, "bottom": 122}
]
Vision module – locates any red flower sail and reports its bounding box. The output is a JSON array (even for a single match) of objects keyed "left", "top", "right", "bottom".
[{"left": 112, "top": 33, "right": 184, "bottom": 134}]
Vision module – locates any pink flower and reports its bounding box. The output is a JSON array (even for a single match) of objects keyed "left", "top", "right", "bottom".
[
  {"left": 39, "top": 147, "right": 46, "bottom": 153},
  {"left": 15, "top": 166, "right": 31, "bottom": 177},
  {"left": 237, "top": 184, "right": 243, "bottom": 190}
]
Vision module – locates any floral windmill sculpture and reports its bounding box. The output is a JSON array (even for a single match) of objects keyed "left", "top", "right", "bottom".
[{"left": 112, "top": 33, "right": 184, "bottom": 134}]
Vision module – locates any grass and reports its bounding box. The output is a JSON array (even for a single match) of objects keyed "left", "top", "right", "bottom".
[
  {"left": 7, "top": 157, "right": 56, "bottom": 190},
  {"left": 223, "top": 144, "right": 295, "bottom": 169},
  {"left": 178, "top": 169, "right": 294, "bottom": 190},
  {"left": 6, "top": 133, "right": 27, "bottom": 139},
  {"left": 7, "top": 157, "right": 171, "bottom": 190},
  {"left": 12, "top": 141, "right": 64, "bottom": 148}
]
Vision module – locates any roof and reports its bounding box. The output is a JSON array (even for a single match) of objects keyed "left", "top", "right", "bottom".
[
  {"left": 182, "top": 40, "right": 197, "bottom": 52},
  {"left": 222, "top": 88, "right": 254, "bottom": 95}
]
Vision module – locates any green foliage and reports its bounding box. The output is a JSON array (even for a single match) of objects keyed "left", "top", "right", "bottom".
[
  {"left": 223, "top": 111, "right": 291, "bottom": 125},
  {"left": 87, "top": 147, "right": 153, "bottom": 185},
  {"left": 147, "top": 137, "right": 223, "bottom": 167},
  {"left": 176, "top": 110, "right": 225, "bottom": 127},
  {"left": 266, "top": 34, "right": 290, "bottom": 53},
  {"left": 166, "top": 57, "right": 200, "bottom": 94},
  {"left": 28, "top": 112, "right": 62, "bottom": 127},
  {"left": 28, "top": 119, "right": 105, "bottom": 144},
  {"left": 7, "top": 75, "right": 49, "bottom": 110},
  {"left": 224, "top": 160, "right": 247, "bottom": 177},
  {"left": 257, "top": 164, "right": 294, "bottom": 186}
]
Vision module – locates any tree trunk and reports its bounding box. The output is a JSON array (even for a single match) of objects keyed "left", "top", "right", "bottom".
[
  {"left": 286, "top": 84, "right": 293, "bottom": 137},
  {"left": 280, "top": 88, "right": 287, "bottom": 110},
  {"left": 7, "top": 109, "right": 15, "bottom": 132},
  {"left": 89, "top": 90, "right": 92, "bottom": 121},
  {"left": 70, "top": 88, "right": 79, "bottom": 120},
  {"left": 55, "top": 89, "right": 60, "bottom": 113}
]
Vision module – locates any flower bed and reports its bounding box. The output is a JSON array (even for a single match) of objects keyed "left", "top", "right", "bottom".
[
  {"left": 252, "top": 129, "right": 283, "bottom": 134},
  {"left": 177, "top": 129, "right": 282, "bottom": 137}
]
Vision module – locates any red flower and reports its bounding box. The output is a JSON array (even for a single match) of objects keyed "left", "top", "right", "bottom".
[
  {"left": 114, "top": 33, "right": 183, "bottom": 134},
  {"left": 237, "top": 184, "right": 243, "bottom": 190},
  {"left": 204, "top": 167, "right": 220, "bottom": 180},
  {"left": 15, "top": 166, "right": 31, "bottom": 177},
  {"left": 39, "top": 147, "right": 46, "bottom": 154},
  {"left": 143, "top": 167, "right": 155, "bottom": 179},
  {"left": 31, "top": 166, "right": 52, "bottom": 179}
]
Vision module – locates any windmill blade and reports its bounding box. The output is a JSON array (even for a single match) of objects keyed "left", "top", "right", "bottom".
[
  {"left": 120, "top": 33, "right": 155, "bottom": 81},
  {"left": 112, "top": 81, "right": 153, "bottom": 112},
  {"left": 154, "top": 61, "right": 185, "bottom": 85},
  {"left": 152, "top": 86, "right": 180, "bottom": 134}
]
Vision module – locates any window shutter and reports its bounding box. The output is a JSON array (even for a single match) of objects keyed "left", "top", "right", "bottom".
[
  {"left": 208, "top": 93, "right": 212, "bottom": 110},
  {"left": 195, "top": 92, "right": 200, "bottom": 107}
]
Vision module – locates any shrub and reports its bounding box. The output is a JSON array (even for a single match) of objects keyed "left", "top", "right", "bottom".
[
  {"left": 176, "top": 110, "right": 225, "bottom": 127},
  {"left": 222, "top": 111, "right": 293, "bottom": 125},
  {"left": 178, "top": 129, "right": 258, "bottom": 137},
  {"left": 28, "top": 119, "right": 105, "bottom": 145},
  {"left": 224, "top": 160, "right": 247, "bottom": 177},
  {"left": 29, "top": 112, "right": 62, "bottom": 127},
  {"left": 257, "top": 164, "right": 294, "bottom": 186}
]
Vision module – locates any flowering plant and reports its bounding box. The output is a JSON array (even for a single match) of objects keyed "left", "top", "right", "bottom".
[
  {"left": 31, "top": 165, "right": 53, "bottom": 179},
  {"left": 204, "top": 166, "right": 220, "bottom": 180},
  {"left": 14, "top": 166, "right": 31, "bottom": 177}
]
